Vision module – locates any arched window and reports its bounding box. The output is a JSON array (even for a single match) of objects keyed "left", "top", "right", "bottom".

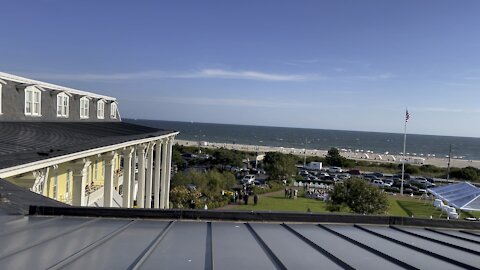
[
  {"left": 110, "top": 102, "right": 117, "bottom": 119},
  {"left": 97, "top": 100, "right": 105, "bottom": 119},
  {"left": 80, "top": 97, "right": 90, "bottom": 119},
  {"left": 56, "top": 92, "right": 69, "bottom": 117},
  {"left": 25, "top": 86, "right": 42, "bottom": 116}
]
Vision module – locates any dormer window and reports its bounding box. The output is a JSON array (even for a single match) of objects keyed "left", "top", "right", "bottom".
[
  {"left": 25, "top": 86, "right": 41, "bottom": 116},
  {"left": 97, "top": 100, "right": 105, "bottom": 119},
  {"left": 110, "top": 102, "right": 117, "bottom": 119},
  {"left": 56, "top": 92, "right": 69, "bottom": 117},
  {"left": 80, "top": 97, "right": 89, "bottom": 119}
]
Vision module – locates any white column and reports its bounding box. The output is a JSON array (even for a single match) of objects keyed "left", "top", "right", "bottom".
[
  {"left": 164, "top": 137, "right": 174, "bottom": 209},
  {"left": 32, "top": 168, "right": 49, "bottom": 195},
  {"left": 71, "top": 160, "right": 91, "bottom": 206},
  {"left": 160, "top": 139, "right": 168, "bottom": 209},
  {"left": 122, "top": 147, "right": 134, "bottom": 208},
  {"left": 136, "top": 144, "right": 147, "bottom": 208},
  {"left": 103, "top": 152, "right": 116, "bottom": 207},
  {"left": 145, "top": 143, "right": 154, "bottom": 208},
  {"left": 154, "top": 140, "right": 162, "bottom": 208},
  {"left": 130, "top": 149, "right": 137, "bottom": 207}
]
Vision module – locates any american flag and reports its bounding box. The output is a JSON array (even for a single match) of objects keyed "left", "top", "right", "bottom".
[{"left": 405, "top": 109, "right": 410, "bottom": 122}]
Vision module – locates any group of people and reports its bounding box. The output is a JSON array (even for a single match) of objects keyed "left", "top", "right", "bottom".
[
  {"left": 232, "top": 190, "right": 259, "bottom": 206},
  {"left": 285, "top": 188, "right": 299, "bottom": 199},
  {"left": 305, "top": 188, "right": 329, "bottom": 201}
]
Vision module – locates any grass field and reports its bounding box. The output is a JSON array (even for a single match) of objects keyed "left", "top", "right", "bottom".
[
  {"left": 232, "top": 191, "right": 328, "bottom": 213},
  {"left": 226, "top": 189, "right": 480, "bottom": 219}
]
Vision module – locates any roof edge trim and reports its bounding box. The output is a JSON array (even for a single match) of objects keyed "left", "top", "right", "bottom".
[
  {"left": 0, "top": 71, "right": 116, "bottom": 101},
  {"left": 0, "top": 131, "right": 179, "bottom": 178}
]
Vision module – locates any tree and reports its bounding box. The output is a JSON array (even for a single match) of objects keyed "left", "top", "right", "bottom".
[
  {"left": 263, "top": 152, "right": 297, "bottom": 180},
  {"left": 450, "top": 166, "right": 479, "bottom": 181},
  {"left": 172, "top": 147, "right": 187, "bottom": 169},
  {"left": 398, "top": 163, "right": 419, "bottom": 174},
  {"left": 326, "top": 178, "right": 388, "bottom": 214},
  {"left": 325, "top": 148, "right": 352, "bottom": 167},
  {"left": 211, "top": 148, "right": 243, "bottom": 167},
  {"left": 171, "top": 169, "right": 237, "bottom": 199},
  {"left": 169, "top": 186, "right": 201, "bottom": 209}
]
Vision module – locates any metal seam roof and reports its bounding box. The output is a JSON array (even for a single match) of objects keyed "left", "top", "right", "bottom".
[{"left": 0, "top": 216, "right": 479, "bottom": 270}]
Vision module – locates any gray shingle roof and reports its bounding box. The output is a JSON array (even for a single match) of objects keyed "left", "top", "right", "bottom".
[{"left": 0, "top": 122, "right": 174, "bottom": 169}]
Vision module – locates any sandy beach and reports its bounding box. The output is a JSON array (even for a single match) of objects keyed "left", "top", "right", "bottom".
[{"left": 176, "top": 139, "right": 480, "bottom": 169}]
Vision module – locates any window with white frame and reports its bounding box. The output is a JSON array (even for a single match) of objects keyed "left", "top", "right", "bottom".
[
  {"left": 97, "top": 100, "right": 105, "bottom": 119},
  {"left": 110, "top": 102, "right": 117, "bottom": 119},
  {"left": 25, "top": 86, "right": 42, "bottom": 116},
  {"left": 56, "top": 92, "right": 69, "bottom": 117},
  {"left": 80, "top": 97, "right": 89, "bottom": 119}
]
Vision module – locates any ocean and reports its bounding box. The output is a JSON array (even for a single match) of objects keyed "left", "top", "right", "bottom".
[{"left": 126, "top": 119, "right": 480, "bottom": 161}]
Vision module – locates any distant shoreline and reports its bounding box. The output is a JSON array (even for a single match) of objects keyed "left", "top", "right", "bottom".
[{"left": 176, "top": 139, "right": 480, "bottom": 169}]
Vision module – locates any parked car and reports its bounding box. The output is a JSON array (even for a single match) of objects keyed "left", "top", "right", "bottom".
[
  {"left": 393, "top": 173, "right": 411, "bottom": 180},
  {"left": 328, "top": 167, "right": 343, "bottom": 173},
  {"left": 241, "top": 174, "right": 256, "bottom": 184},
  {"left": 371, "top": 179, "right": 384, "bottom": 187},
  {"left": 299, "top": 170, "right": 309, "bottom": 177},
  {"left": 363, "top": 174, "right": 380, "bottom": 181},
  {"left": 347, "top": 169, "right": 361, "bottom": 175},
  {"left": 371, "top": 172, "right": 384, "bottom": 178},
  {"left": 383, "top": 179, "right": 393, "bottom": 187},
  {"left": 323, "top": 175, "right": 338, "bottom": 182},
  {"left": 411, "top": 178, "right": 434, "bottom": 188},
  {"left": 338, "top": 173, "right": 351, "bottom": 180},
  {"left": 318, "top": 172, "right": 330, "bottom": 179}
]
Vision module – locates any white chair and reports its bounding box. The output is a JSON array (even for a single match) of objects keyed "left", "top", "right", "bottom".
[
  {"left": 433, "top": 199, "right": 444, "bottom": 210},
  {"left": 441, "top": 205, "right": 459, "bottom": 219}
]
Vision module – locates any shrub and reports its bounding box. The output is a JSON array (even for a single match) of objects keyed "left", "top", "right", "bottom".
[{"left": 327, "top": 178, "right": 388, "bottom": 214}]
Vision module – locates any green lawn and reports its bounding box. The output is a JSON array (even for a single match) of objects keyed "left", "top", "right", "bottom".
[
  {"left": 227, "top": 189, "right": 480, "bottom": 219},
  {"left": 231, "top": 191, "right": 328, "bottom": 213},
  {"left": 388, "top": 197, "right": 443, "bottom": 218}
]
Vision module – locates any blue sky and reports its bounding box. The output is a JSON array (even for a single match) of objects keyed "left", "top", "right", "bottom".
[{"left": 1, "top": 0, "right": 480, "bottom": 137}]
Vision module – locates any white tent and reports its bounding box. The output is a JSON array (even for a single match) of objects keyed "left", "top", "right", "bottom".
[{"left": 428, "top": 182, "right": 480, "bottom": 211}]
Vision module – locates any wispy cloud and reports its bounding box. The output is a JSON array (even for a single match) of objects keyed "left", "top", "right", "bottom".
[
  {"left": 175, "top": 69, "right": 324, "bottom": 81},
  {"left": 348, "top": 73, "right": 396, "bottom": 81},
  {"left": 25, "top": 69, "right": 324, "bottom": 82},
  {"left": 280, "top": 58, "right": 322, "bottom": 66},
  {"left": 145, "top": 96, "right": 315, "bottom": 109},
  {"left": 412, "top": 107, "right": 480, "bottom": 113}
]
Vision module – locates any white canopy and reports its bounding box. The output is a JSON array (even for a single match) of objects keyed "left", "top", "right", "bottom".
[{"left": 428, "top": 182, "right": 480, "bottom": 211}]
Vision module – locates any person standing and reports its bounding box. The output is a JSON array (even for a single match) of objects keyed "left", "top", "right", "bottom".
[{"left": 253, "top": 194, "right": 258, "bottom": 206}]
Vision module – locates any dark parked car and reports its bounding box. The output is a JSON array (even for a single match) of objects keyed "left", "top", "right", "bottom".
[
  {"left": 348, "top": 169, "right": 361, "bottom": 175},
  {"left": 363, "top": 174, "right": 380, "bottom": 181},
  {"left": 393, "top": 173, "right": 411, "bottom": 180}
]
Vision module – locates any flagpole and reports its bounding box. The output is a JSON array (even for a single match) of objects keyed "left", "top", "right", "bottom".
[{"left": 401, "top": 109, "right": 408, "bottom": 196}]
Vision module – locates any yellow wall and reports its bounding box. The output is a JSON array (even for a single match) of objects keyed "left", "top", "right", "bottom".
[
  {"left": 44, "top": 154, "right": 122, "bottom": 204},
  {"left": 47, "top": 163, "right": 70, "bottom": 203},
  {"left": 4, "top": 154, "right": 123, "bottom": 205}
]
